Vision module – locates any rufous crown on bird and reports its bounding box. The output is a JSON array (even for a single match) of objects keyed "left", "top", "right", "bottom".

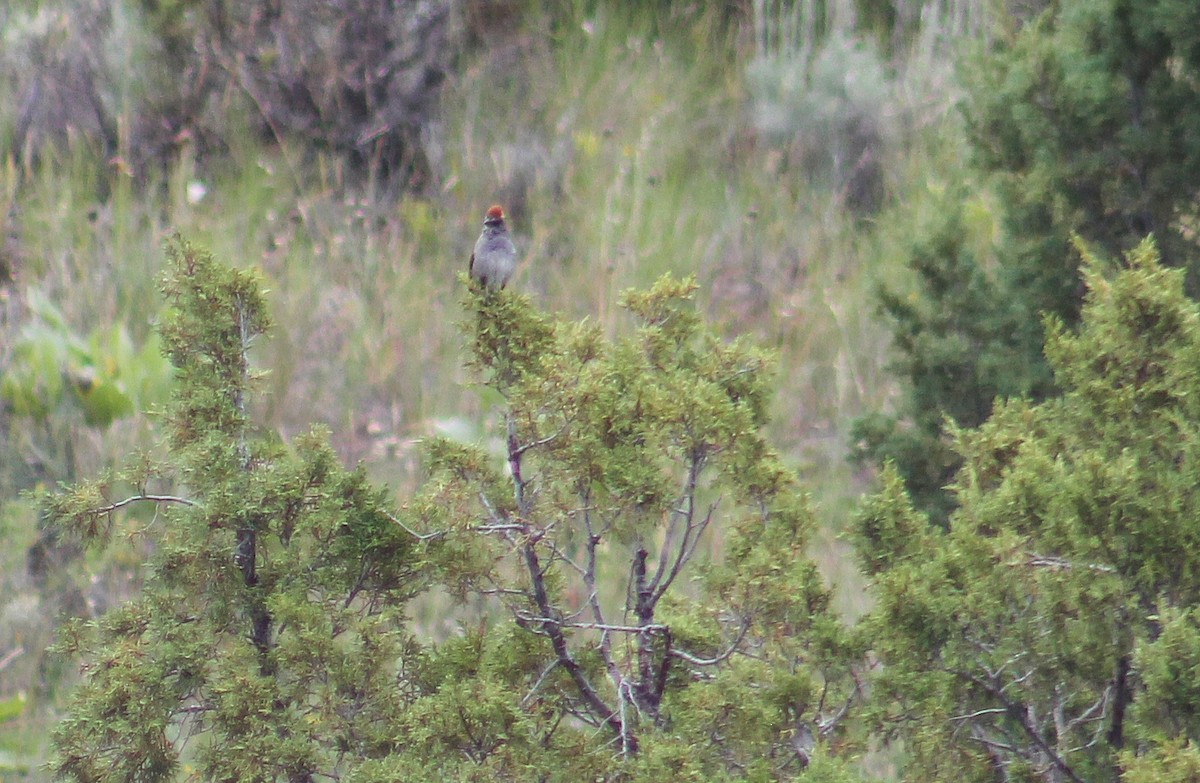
[{"left": 485, "top": 205, "right": 505, "bottom": 222}]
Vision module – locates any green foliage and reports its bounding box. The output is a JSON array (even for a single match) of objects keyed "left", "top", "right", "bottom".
[
  {"left": 1121, "top": 740, "right": 1200, "bottom": 783},
  {"left": 854, "top": 181, "right": 1050, "bottom": 522},
  {"left": 409, "top": 279, "right": 862, "bottom": 778},
  {"left": 861, "top": 0, "right": 1200, "bottom": 522},
  {"left": 0, "top": 691, "right": 26, "bottom": 723},
  {"left": 48, "top": 241, "right": 863, "bottom": 781},
  {"left": 855, "top": 240, "right": 1200, "bottom": 781},
  {"left": 1, "top": 288, "right": 169, "bottom": 428},
  {"left": 968, "top": 2, "right": 1200, "bottom": 279},
  {"left": 47, "top": 237, "right": 422, "bottom": 783},
  {"left": 1134, "top": 608, "right": 1200, "bottom": 741}
]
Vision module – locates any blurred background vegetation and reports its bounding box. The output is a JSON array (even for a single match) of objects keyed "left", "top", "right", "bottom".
[{"left": 0, "top": 0, "right": 1037, "bottom": 776}]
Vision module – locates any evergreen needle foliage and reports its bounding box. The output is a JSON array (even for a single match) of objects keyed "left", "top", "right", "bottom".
[
  {"left": 404, "top": 279, "right": 864, "bottom": 780},
  {"left": 46, "top": 237, "right": 422, "bottom": 782},
  {"left": 854, "top": 239, "right": 1200, "bottom": 782},
  {"left": 858, "top": 0, "right": 1200, "bottom": 523},
  {"left": 45, "top": 242, "right": 862, "bottom": 782}
]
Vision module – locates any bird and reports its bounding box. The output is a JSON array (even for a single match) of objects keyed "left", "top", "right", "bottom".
[{"left": 469, "top": 204, "right": 517, "bottom": 290}]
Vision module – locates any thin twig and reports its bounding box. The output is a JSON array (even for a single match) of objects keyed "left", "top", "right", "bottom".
[
  {"left": 543, "top": 539, "right": 587, "bottom": 577},
  {"left": 385, "top": 511, "right": 444, "bottom": 541},
  {"left": 649, "top": 455, "right": 717, "bottom": 607},
  {"left": 1019, "top": 552, "right": 1116, "bottom": 573},
  {"left": 950, "top": 707, "right": 1010, "bottom": 722},
  {"left": 582, "top": 495, "right": 625, "bottom": 704},
  {"left": 95, "top": 494, "right": 197, "bottom": 514},
  {"left": 476, "top": 490, "right": 507, "bottom": 526},
  {"left": 817, "top": 687, "right": 858, "bottom": 737},
  {"left": 176, "top": 704, "right": 214, "bottom": 714},
  {"left": 474, "top": 523, "right": 527, "bottom": 533},
  {"left": 968, "top": 732, "right": 1018, "bottom": 754},
  {"left": 1064, "top": 687, "right": 1111, "bottom": 733},
  {"left": 950, "top": 667, "right": 1087, "bottom": 783},
  {"left": 670, "top": 622, "right": 750, "bottom": 667},
  {"left": 571, "top": 621, "right": 666, "bottom": 633},
  {"left": 520, "top": 660, "right": 562, "bottom": 708},
  {"left": 510, "top": 427, "right": 567, "bottom": 458}
]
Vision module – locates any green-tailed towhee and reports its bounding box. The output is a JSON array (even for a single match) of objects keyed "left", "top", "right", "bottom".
[{"left": 469, "top": 204, "right": 517, "bottom": 290}]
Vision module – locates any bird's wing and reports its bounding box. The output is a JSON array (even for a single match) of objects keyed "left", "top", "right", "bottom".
[{"left": 469, "top": 251, "right": 475, "bottom": 276}]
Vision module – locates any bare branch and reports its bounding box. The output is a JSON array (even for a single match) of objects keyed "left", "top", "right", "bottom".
[
  {"left": 94, "top": 493, "right": 197, "bottom": 515},
  {"left": 649, "top": 454, "right": 719, "bottom": 606},
  {"left": 476, "top": 490, "right": 507, "bottom": 526},
  {"left": 175, "top": 704, "right": 215, "bottom": 714},
  {"left": 817, "top": 687, "right": 857, "bottom": 737},
  {"left": 581, "top": 502, "right": 605, "bottom": 631},
  {"left": 507, "top": 418, "right": 532, "bottom": 517},
  {"left": 1064, "top": 687, "right": 1111, "bottom": 734},
  {"left": 581, "top": 494, "right": 626, "bottom": 706},
  {"left": 950, "top": 707, "right": 1010, "bottom": 722},
  {"left": 617, "top": 678, "right": 638, "bottom": 756},
  {"left": 474, "top": 523, "right": 527, "bottom": 533},
  {"left": 521, "top": 540, "right": 627, "bottom": 747},
  {"left": 968, "top": 731, "right": 1018, "bottom": 754},
  {"left": 950, "top": 668, "right": 1087, "bottom": 783},
  {"left": 647, "top": 452, "right": 702, "bottom": 596},
  {"left": 510, "top": 426, "right": 567, "bottom": 458},
  {"left": 477, "top": 587, "right": 529, "bottom": 599},
  {"left": 504, "top": 418, "right": 629, "bottom": 750},
  {"left": 649, "top": 494, "right": 690, "bottom": 599},
  {"left": 542, "top": 538, "right": 587, "bottom": 577},
  {"left": 1018, "top": 552, "right": 1116, "bottom": 574},
  {"left": 670, "top": 619, "right": 750, "bottom": 667},
  {"left": 385, "top": 510, "right": 444, "bottom": 541},
  {"left": 1001, "top": 667, "right": 1037, "bottom": 693},
  {"left": 673, "top": 499, "right": 719, "bottom": 582},
  {"left": 564, "top": 621, "right": 668, "bottom": 633},
  {"left": 520, "top": 660, "right": 562, "bottom": 709}
]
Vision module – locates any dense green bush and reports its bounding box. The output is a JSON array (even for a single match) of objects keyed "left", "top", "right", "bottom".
[
  {"left": 855, "top": 240, "right": 1200, "bottom": 781},
  {"left": 45, "top": 239, "right": 863, "bottom": 781},
  {"left": 858, "top": 0, "right": 1200, "bottom": 522}
]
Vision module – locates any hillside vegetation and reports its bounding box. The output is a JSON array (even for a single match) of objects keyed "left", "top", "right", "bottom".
[{"left": 6, "top": 1, "right": 1200, "bottom": 781}]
